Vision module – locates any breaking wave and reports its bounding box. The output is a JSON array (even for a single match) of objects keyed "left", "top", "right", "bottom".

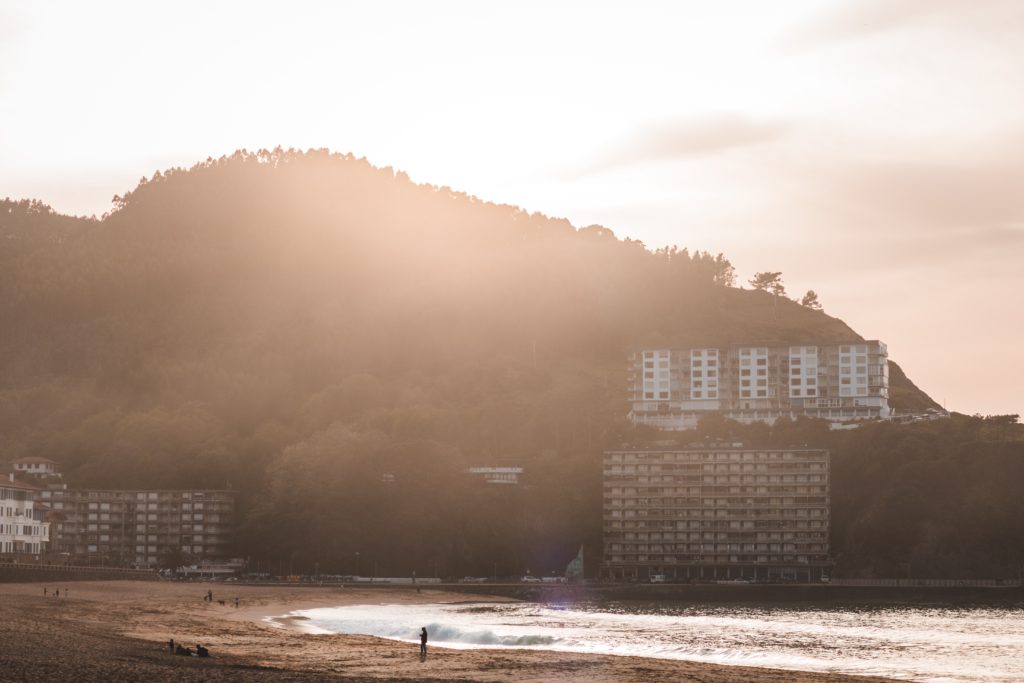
[{"left": 294, "top": 601, "right": 1024, "bottom": 681}]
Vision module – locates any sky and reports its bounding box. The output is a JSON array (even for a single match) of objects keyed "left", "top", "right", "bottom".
[{"left": 1, "top": 0, "right": 1022, "bottom": 416}]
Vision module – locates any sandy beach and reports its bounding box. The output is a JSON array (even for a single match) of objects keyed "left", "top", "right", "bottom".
[{"left": 0, "top": 580, "right": 897, "bottom": 682}]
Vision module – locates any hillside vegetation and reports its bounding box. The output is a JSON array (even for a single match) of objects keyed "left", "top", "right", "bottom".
[{"left": 4, "top": 148, "right": 1009, "bottom": 579}]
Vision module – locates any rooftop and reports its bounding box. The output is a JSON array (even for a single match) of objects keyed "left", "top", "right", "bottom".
[
  {"left": 11, "top": 457, "right": 59, "bottom": 465},
  {"left": 2, "top": 476, "right": 41, "bottom": 491}
]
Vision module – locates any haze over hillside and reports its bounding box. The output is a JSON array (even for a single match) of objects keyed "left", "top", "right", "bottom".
[
  {"left": 0, "top": 148, "right": 958, "bottom": 575},
  {"left": 1, "top": 148, "right": 934, "bottom": 455}
]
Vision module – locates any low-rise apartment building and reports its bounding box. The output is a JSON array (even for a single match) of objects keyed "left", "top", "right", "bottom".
[
  {"left": 40, "top": 488, "right": 235, "bottom": 568},
  {"left": 629, "top": 341, "right": 890, "bottom": 430},
  {"left": 602, "top": 446, "right": 831, "bottom": 582}
]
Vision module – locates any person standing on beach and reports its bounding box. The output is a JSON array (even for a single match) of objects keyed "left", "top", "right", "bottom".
[
  {"left": 43, "top": 587, "right": 47, "bottom": 596},
  {"left": 419, "top": 627, "right": 428, "bottom": 658}
]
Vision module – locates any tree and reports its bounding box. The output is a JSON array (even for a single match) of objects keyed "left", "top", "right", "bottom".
[
  {"left": 801, "top": 290, "right": 822, "bottom": 310},
  {"left": 160, "top": 545, "right": 191, "bottom": 571},
  {"left": 711, "top": 253, "right": 736, "bottom": 287},
  {"left": 749, "top": 271, "right": 785, "bottom": 296}
]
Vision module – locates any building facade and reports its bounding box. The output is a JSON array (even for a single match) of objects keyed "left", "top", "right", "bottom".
[
  {"left": 0, "top": 475, "right": 50, "bottom": 557},
  {"left": 465, "top": 467, "right": 524, "bottom": 485},
  {"left": 11, "top": 457, "right": 61, "bottom": 480},
  {"left": 40, "top": 488, "right": 235, "bottom": 568},
  {"left": 602, "top": 446, "right": 830, "bottom": 582},
  {"left": 629, "top": 341, "right": 890, "bottom": 430}
]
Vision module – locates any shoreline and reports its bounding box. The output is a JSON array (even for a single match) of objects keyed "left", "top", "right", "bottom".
[
  {"left": 445, "top": 581, "right": 1024, "bottom": 606},
  {"left": 0, "top": 580, "right": 899, "bottom": 682}
]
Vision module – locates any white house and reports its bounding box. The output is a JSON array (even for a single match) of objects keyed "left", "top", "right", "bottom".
[{"left": 466, "top": 467, "right": 524, "bottom": 485}]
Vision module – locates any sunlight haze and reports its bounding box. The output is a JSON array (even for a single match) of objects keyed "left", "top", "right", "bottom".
[{"left": 2, "top": 0, "right": 1022, "bottom": 415}]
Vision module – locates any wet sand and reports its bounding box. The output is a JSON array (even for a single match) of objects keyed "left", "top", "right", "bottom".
[{"left": 0, "top": 580, "right": 896, "bottom": 682}]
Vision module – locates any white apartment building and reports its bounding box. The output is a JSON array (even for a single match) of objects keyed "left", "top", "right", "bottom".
[
  {"left": 0, "top": 475, "right": 50, "bottom": 557},
  {"left": 629, "top": 341, "right": 890, "bottom": 430},
  {"left": 602, "top": 446, "right": 830, "bottom": 582}
]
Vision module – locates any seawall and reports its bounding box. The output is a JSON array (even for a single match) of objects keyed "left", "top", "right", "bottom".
[{"left": 0, "top": 562, "right": 158, "bottom": 583}]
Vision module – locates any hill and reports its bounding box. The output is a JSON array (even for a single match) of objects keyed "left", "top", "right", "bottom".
[{"left": 1, "top": 148, "right": 950, "bottom": 574}]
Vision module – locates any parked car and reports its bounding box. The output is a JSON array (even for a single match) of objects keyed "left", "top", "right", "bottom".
[
  {"left": 460, "top": 576, "right": 488, "bottom": 583},
  {"left": 521, "top": 575, "right": 542, "bottom": 583}
]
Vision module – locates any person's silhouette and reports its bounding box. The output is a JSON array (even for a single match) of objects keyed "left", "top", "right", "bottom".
[{"left": 419, "top": 627, "right": 428, "bottom": 658}]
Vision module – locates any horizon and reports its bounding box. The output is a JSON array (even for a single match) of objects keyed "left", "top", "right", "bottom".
[{"left": 2, "top": 0, "right": 1022, "bottom": 416}]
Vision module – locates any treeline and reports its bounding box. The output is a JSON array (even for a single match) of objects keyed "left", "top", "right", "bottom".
[{"left": 0, "top": 149, "right": 945, "bottom": 575}]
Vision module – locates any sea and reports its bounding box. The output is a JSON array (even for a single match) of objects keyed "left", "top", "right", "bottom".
[{"left": 281, "top": 600, "right": 1024, "bottom": 682}]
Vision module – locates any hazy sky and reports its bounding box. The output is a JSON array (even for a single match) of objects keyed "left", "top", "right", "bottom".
[{"left": 2, "top": 0, "right": 1022, "bottom": 416}]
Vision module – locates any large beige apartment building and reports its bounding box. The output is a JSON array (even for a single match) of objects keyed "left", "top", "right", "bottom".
[
  {"left": 602, "top": 446, "right": 831, "bottom": 582},
  {"left": 629, "top": 341, "right": 890, "bottom": 430}
]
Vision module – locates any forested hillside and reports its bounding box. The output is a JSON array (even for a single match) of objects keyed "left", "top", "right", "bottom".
[{"left": 4, "top": 148, "right": 998, "bottom": 578}]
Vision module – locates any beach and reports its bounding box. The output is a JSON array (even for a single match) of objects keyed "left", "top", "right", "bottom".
[{"left": 0, "top": 580, "right": 896, "bottom": 682}]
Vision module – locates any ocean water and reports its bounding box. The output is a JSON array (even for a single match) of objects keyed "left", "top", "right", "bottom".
[{"left": 282, "top": 600, "right": 1024, "bottom": 682}]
